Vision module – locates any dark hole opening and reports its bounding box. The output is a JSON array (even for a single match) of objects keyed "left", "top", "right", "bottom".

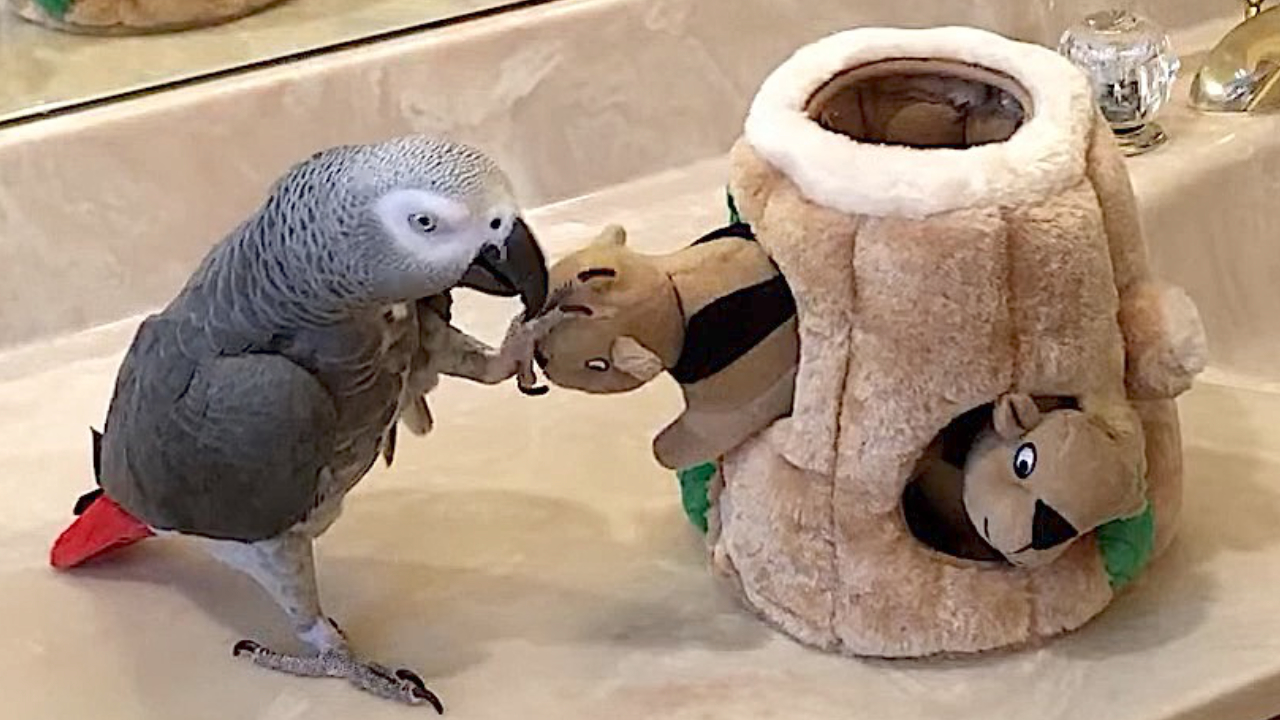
[
  {"left": 806, "top": 59, "right": 1031, "bottom": 150},
  {"left": 902, "top": 395, "right": 1081, "bottom": 562}
]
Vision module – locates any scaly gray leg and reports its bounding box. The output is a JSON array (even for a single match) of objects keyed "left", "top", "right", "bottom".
[{"left": 200, "top": 533, "right": 443, "bottom": 712}]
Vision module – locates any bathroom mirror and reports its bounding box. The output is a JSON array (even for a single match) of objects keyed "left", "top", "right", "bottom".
[{"left": 0, "top": 0, "right": 547, "bottom": 126}]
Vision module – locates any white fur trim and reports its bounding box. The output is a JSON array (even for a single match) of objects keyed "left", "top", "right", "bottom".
[{"left": 744, "top": 26, "right": 1094, "bottom": 218}]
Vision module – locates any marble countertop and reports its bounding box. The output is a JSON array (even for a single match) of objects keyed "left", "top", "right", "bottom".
[{"left": 0, "top": 163, "right": 1277, "bottom": 720}]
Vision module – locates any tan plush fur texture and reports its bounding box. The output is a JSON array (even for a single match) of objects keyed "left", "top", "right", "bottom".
[
  {"left": 12, "top": 0, "right": 285, "bottom": 33},
  {"left": 716, "top": 34, "right": 1206, "bottom": 656},
  {"left": 535, "top": 226, "right": 799, "bottom": 470}
]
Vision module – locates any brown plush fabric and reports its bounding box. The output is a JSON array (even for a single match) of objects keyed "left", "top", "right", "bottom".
[
  {"left": 807, "top": 60, "right": 1029, "bottom": 149},
  {"left": 716, "top": 70, "right": 1205, "bottom": 656},
  {"left": 728, "top": 140, "right": 858, "bottom": 477},
  {"left": 1084, "top": 118, "right": 1209, "bottom": 399},
  {"left": 1134, "top": 399, "right": 1185, "bottom": 556}
]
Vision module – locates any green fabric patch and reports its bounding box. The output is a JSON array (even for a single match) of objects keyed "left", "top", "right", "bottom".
[
  {"left": 671, "top": 192, "right": 744, "bottom": 533},
  {"left": 726, "top": 188, "right": 742, "bottom": 225},
  {"left": 1096, "top": 502, "right": 1155, "bottom": 590},
  {"left": 677, "top": 462, "right": 717, "bottom": 534},
  {"left": 671, "top": 192, "right": 749, "bottom": 532},
  {"left": 33, "top": 0, "right": 74, "bottom": 17}
]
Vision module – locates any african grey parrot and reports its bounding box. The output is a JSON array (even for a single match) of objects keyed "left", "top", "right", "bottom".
[{"left": 50, "top": 136, "right": 565, "bottom": 710}]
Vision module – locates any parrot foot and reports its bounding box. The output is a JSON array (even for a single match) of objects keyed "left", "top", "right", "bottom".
[{"left": 232, "top": 640, "right": 443, "bottom": 712}]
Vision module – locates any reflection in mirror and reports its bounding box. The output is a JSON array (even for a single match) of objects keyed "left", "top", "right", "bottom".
[{"left": 0, "top": 0, "right": 546, "bottom": 125}]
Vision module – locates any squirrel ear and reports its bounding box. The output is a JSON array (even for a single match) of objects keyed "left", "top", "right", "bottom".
[
  {"left": 610, "top": 336, "right": 664, "bottom": 382},
  {"left": 593, "top": 224, "right": 628, "bottom": 247},
  {"left": 993, "top": 393, "right": 1041, "bottom": 439}
]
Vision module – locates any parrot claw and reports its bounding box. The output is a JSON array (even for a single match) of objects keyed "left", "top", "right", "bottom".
[
  {"left": 500, "top": 302, "right": 576, "bottom": 397},
  {"left": 395, "top": 667, "right": 426, "bottom": 689},
  {"left": 516, "top": 358, "right": 549, "bottom": 396},
  {"left": 232, "top": 639, "right": 262, "bottom": 657},
  {"left": 395, "top": 669, "right": 444, "bottom": 713},
  {"left": 352, "top": 660, "right": 444, "bottom": 711},
  {"left": 231, "top": 638, "right": 443, "bottom": 710}
]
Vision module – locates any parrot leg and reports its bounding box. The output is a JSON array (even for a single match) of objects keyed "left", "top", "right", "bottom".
[{"left": 202, "top": 534, "right": 443, "bottom": 712}]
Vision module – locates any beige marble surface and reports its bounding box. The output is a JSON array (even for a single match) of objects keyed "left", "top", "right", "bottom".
[
  {"left": 0, "top": 2, "right": 1277, "bottom": 718},
  {"left": 0, "top": 1, "right": 1265, "bottom": 357},
  {"left": 1126, "top": 71, "right": 1280, "bottom": 385},
  {"left": 1, "top": 165, "right": 1279, "bottom": 720},
  {"left": 0, "top": 0, "right": 1227, "bottom": 125}
]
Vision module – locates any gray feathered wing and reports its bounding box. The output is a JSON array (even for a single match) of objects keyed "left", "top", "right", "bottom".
[{"left": 101, "top": 317, "right": 338, "bottom": 542}]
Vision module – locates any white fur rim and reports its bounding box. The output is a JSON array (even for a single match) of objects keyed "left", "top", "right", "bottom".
[{"left": 743, "top": 26, "right": 1094, "bottom": 218}]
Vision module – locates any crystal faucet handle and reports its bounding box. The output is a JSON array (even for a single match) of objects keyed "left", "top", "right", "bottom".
[{"left": 1058, "top": 9, "right": 1180, "bottom": 155}]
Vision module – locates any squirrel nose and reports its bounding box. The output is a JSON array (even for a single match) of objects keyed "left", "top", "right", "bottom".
[{"left": 1030, "top": 500, "right": 1079, "bottom": 550}]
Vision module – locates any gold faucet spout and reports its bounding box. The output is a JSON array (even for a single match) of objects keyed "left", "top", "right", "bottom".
[{"left": 1190, "top": 2, "right": 1280, "bottom": 112}]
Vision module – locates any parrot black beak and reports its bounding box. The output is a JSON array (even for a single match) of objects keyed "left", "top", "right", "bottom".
[{"left": 458, "top": 217, "right": 549, "bottom": 320}]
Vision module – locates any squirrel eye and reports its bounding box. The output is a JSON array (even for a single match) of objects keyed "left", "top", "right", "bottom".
[
  {"left": 1013, "top": 442, "right": 1037, "bottom": 480},
  {"left": 586, "top": 358, "right": 611, "bottom": 372}
]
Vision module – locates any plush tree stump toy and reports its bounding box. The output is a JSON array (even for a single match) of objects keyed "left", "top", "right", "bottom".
[
  {"left": 528, "top": 25, "right": 1208, "bottom": 656},
  {"left": 9, "top": 0, "right": 287, "bottom": 33}
]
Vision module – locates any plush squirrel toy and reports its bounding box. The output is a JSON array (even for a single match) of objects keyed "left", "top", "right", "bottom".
[
  {"left": 909, "top": 393, "right": 1149, "bottom": 569},
  {"left": 531, "top": 223, "right": 798, "bottom": 471}
]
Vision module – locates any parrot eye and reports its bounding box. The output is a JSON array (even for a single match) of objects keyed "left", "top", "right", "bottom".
[
  {"left": 489, "top": 217, "right": 503, "bottom": 231},
  {"left": 585, "top": 358, "right": 611, "bottom": 372},
  {"left": 1013, "top": 442, "right": 1037, "bottom": 479},
  {"left": 408, "top": 213, "right": 437, "bottom": 234}
]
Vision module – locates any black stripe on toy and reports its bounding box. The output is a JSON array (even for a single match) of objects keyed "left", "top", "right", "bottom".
[
  {"left": 670, "top": 274, "right": 795, "bottom": 385},
  {"left": 577, "top": 268, "right": 617, "bottom": 282},
  {"left": 690, "top": 223, "right": 756, "bottom": 247}
]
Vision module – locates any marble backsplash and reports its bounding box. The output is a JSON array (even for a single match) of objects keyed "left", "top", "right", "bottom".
[{"left": 0, "top": 0, "right": 1232, "bottom": 348}]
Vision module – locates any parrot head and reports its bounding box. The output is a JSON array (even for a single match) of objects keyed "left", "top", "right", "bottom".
[{"left": 275, "top": 135, "right": 549, "bottom": 316}]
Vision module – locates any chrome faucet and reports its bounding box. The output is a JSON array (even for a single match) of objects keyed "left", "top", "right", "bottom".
[{"left": 1189, "top": 0, "right": 1280, "bottom": 112}]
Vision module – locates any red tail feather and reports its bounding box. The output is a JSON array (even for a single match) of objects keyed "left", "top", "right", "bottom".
[{"left": 50, "top": 495, "right": 153, "bottom": 569}]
